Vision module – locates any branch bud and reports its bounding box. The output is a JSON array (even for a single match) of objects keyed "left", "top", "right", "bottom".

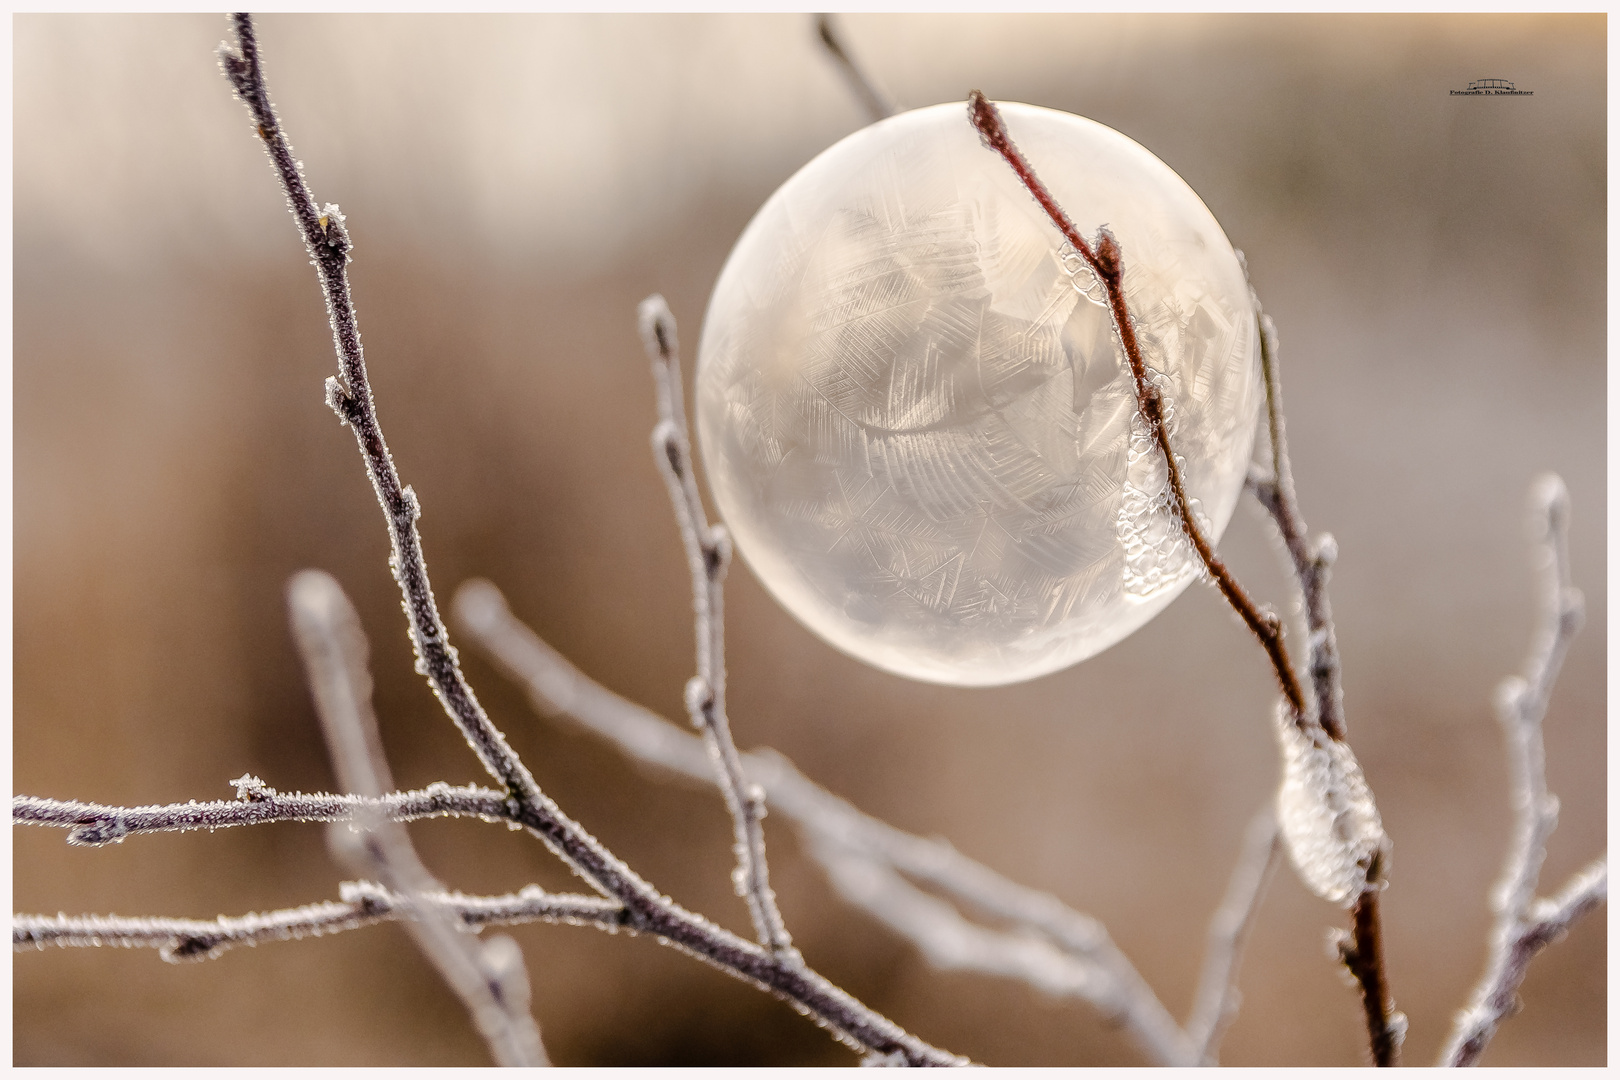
[
  {"left": 684, "top": 676, "right": 714, "bottom": 727},
  {"left": 1093, "top": 226, "right": 1123, "bottom": 286}
]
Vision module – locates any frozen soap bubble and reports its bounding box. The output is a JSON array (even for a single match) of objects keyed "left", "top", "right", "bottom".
[{"left": 694, "top": 101, "right": 1261, "bottom": 687}]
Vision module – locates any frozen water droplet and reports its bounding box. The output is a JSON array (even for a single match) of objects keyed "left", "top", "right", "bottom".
[
  {"left": 695, "top": 102, "right": 1261, "bottom": 685},
  {"left": 1274, "top": 704, "right": 1389, "bottom": 907}
]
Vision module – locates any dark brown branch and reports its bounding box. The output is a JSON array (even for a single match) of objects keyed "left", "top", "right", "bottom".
[
  {"left": 215, "top": 15, "right": 961, "bottom": 1064},
  {"left": 965, "top": 93, "right": 1402, "bottom": 1064},
  {"left": 966, "top": 90, "right": 1307, "bottom": 721},
  {"left": 1339, "top": 888, "right": 1402, "bottom": 1066},
  {"left": 814, "top": 14, "right": 897, "bottom": 123}
]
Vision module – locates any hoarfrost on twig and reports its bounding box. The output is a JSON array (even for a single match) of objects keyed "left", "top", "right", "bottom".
[
  {"left": 14, "top": 785, "right": 515, "bottom": 846},
  {"left": 1439, "top": 474, "right": 1602, "bottom": 1066},
  {"left": 638, "top": 294, "right": 795, "bottom": 963},
  {"left": 13, "top": 885, "right": 625, "bottom": 963}
]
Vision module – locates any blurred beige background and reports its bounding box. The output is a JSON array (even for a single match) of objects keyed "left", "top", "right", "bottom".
[{"left": 14, "top": 13, "right": 1604, "bottom": 1066}]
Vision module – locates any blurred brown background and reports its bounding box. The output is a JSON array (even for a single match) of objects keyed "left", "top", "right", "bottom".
[{"left": 14, "top": 13, "right": 1604, "bottom": 1066}]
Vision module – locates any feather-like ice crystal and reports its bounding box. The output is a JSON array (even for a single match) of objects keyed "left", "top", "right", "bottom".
[{"left": 695, "top": 102, "right": 1261, "bottom": 685}]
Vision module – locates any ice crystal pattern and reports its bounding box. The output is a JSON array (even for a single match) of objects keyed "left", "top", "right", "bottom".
[{"left": 696, "top": 102, "right": 1261, "bottom": 686}]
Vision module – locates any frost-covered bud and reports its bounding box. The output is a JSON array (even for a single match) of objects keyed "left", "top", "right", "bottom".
[
  {"left": 684, "top": 675, "right": 714, "bottom": 727},
  {"left": 1274, "top": 704, "right": 1389, "bottom": 907}
]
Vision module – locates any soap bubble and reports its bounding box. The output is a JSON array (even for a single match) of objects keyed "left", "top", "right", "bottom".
[{"left": 694, "top": 101, "right": 1261, "bottom": 686}]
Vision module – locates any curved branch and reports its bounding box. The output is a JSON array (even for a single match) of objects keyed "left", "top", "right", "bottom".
[
  {"left": 1442, "top": 859, "right": 1606, "bottom": 1067},
  {"left": 966, "top": 90, "right": 1307, "bottom": 722},
  {"left": 1440, "top": 476, "right": 1598, "bottom": 1067},
  {"left": 639, "top": 296, "right": 793, "bottom": 961},
  {"left": 215, "top": 15, "right": 959, "bottom": 1064},
  {"left": 454, "top": 578, "right": 1196, "bottom": 1067}
]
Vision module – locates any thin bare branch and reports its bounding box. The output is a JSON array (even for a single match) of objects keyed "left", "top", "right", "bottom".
[
  {"left": 638, "top": 295, "right": 794, "bottom": 961},
  {"left": 814, "top": 14, "right": 898, "bottom": 123},
  {"left": 14, "top": 883, "right": 625, "bottom": 963},
  {"left": 808, "top": 832, "right": 1195, "bottom": 1061},
  {"left": 1240, "top": 260, "right": 1397, "bottom": 1063},
  {"left": 453, "top": 579, "right": 1194, "bottom": 1066},
  {"left": 13, "top": 784, "right": 512, "bottom": 847},
  {"left": 1186, "top": 809, "right": 1282, "bottom": 1063},
  {"left": 290, "top": 568, "right": 548, "bottom": 1066},
  {"left": 1443, "top": 858, "right": 1606, "bottom": 1067},
  {"left": 966, "top": 89, "right": 1398, "bottom": 1063},
  {"left": 1250, "top": 305, "right": 1346, "bottom": 740},
  {"left": 1440, "top": 476, "right": 1598, "bottom": 1067},
  {"left": 1491, "top": 474, "right": 1584, "bottom": 925},
  {"left": 217, "top": 18, "right": 957, "bottom": 1063},
  {"left": 966, "top": 90, "right": 1307, "bottom": 723}
]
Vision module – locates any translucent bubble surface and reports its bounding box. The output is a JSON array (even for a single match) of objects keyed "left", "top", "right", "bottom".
[{"left": 695, "top": 102, "right": 1261, "bottom": 686}]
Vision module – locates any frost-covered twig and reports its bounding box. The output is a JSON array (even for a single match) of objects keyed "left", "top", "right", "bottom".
[
  {"left": 1442, "top": 859, "right": 1606, "bottom": 1067},
  {"left": 967, "top": 89, "right": 1397, "bottom": 1064},
  {"left": 211, "top": 16, "right": 958, "bottom": 1063},
  {"left": 13, "top": 784, "right": 512, "bottom": 846},
  {"left": 1238, "top": 274, "right": 1398, "bottom": 1065},
  {"left": 454, "top": 579, "right": 1195, "bottom": 1067},
  {"left": 814, "top": 14, "right": 897, "bottom": 123},
  {"left": 1439, "top": 476, "right": 1600, "bottom": 1067},
  {"left": 966, "top": 91, "right": 1307, "bottom": 723},
  {"left": 14, "top": 884, "right": 624, "bottom": 964},
  {"left": 289, "top": 568, "right": 547, "bottom": 1067},
  {"left": 1246, "top": 307, "right": 1345, "bottom": 741},
  {"left": 638, "top": 296, "right": 794, "bottom": 961},
  {"left": 1246, "top": 315, "right": 1393, "bottom": 1061},
  {"left": 1185, "top": 809, "right": 1282, "bottom": 1063}
]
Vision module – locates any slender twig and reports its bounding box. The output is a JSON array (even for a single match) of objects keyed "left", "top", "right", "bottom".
[
  {"left": 1242, "top": 272, "right": 1399, "bottom": 1065},
  {"left": 814, "top": 14, "right": 897, "bottom": 122},
  {"left": 966, "top": 95, "right": 1402, "bottom": 1064},
  {"left": 1487, "top": 475, "right": 1583, "bottom": 926},
  {"left": 1440, "top": 476, "right": 1600, "bottom": 1066},
  {"left": 214, "top": 16, "right": 958, "bottom": 1064},
  {"left": 1247, "top": 307, "right": 1345, "bottom": 740},
  {"left": 15, "top": 883, "right": 625, "bottom": 963},
  {"left": 1442, "top": 859, "right": 1607, "bottom": 1067},
  {"left": 13, "top": 784, "right": 513, "bottom": 846},
  {"left": 289, "top": 568, "right": 547, "bottom": 1067},
  {"left": 966, "top": 90, "right": 1307, "bottom": 722},
  {"left": 638, "top": 296, "right": 794, "bottom": 962},
  {"left": 453, "top": 578, "right": 1196, "bottom": 1067},
  {"left": 1185, "top": 809, "right": 1282, "bottom": 1063},
  {"left": 808, "top": 834, "right": 1172, "bottom": 1031},
  {"left": 1336, "top": 889, "right": 1401, "bottom": 1066}
]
